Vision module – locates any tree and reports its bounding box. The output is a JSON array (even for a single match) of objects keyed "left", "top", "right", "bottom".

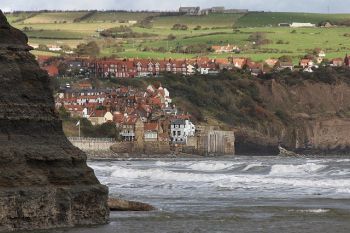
[
  {"left": 167, "top": 34, "right": 176, "bottom": 40},
  {"left": 76, "top": 41, "right": 100, "bottom": 56},
  {"left": 38, "top": 44, "right": 48, "bottom": 51}
]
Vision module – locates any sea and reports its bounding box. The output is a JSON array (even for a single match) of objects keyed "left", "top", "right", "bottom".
[{"left": 52, "top": 156, "right": 350, "bottom": 233}]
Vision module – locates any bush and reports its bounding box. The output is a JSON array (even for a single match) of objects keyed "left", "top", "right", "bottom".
[
  {"left": 76, "top": 41, "right": 100, "bottom": 56},
  {"left": 167, "top": 34, "right": 176, "bottom": 40},
  {"left": 172, "top": 24, "right": 188, "bottom": 30}
]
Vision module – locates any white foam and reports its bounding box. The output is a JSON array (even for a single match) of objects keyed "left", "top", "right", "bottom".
[
  {"left": 336, "top": 188, "right": 350, "bottom": 194},
  {"left": 289, "top": 209, "right": 330, "bottom": 214},
  {"left": 242, "top": 163, "right": 263, "bottom": 171},
  {"left": 269, "top": 163, "right": 327, "bottom": 176},
  {"left": 111, "top": 166, "right": 223, "bottom": 182},
  {"left": 188, "top": 161, "right": 235, "bottom": 171}
]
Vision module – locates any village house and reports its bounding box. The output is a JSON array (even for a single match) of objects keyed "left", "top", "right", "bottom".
[
  {"left": 88, "top": 110, "right": 113, "bottom": 125},
  {"left": 276, "top": 61, "right": 294, "bottom": 71},
  {"left": 212, "top": 44, "right": 239, "bottom": 53},
  {"left": 232, "top": 58, "right": 248, "bottom": 69},
  {"left": 42, "top": 65, "right": 59, "bottom": 77},
  {"left": 48, "top": 45, "right": 62, "bottom": 52},
  {"left": 330, "top": 58, "right": 344, "bottom": 67},
  {"left": 120, "top": 116, "right": 140, "bottom": 141},
  {"left": 265, "top": 58, "right": 278, "bottom": 68},
  {"left": 144, "top": 122, "right": 159, "bottom": 142},
  {"left": 299, "top": 58, "right": 314, "bottom": 68},
  {"left": 170, "top": 118, "right": 196, "bottom": 144}
]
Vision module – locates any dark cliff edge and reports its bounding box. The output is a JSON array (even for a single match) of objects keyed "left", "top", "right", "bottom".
[{"left": 0, "top": 11, "right": 109, "bottom": 231}]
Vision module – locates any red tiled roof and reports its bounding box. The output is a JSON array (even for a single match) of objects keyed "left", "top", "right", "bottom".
[{"left": 144, "top": 123, "right": 158, "bottom": 131}]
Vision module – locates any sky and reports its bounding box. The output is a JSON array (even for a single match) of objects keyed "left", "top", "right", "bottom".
[{"left": 0, "top": 0, "right": 349, "bottom": 13}]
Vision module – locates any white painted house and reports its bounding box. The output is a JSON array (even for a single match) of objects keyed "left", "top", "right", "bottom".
[{"left": 170, "top": 119, "right": 196, "bottom": 144}]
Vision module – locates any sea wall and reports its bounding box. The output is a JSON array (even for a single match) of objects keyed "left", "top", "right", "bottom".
[
  {"left": 110, "top": 141, "right": 171, "bottom": 155},
  {"left": 68, "top": 137, "right": 115, "bottom": 151}
]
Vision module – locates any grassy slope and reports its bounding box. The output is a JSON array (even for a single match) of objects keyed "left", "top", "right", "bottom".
[
  {"left": 153, "top": 13, "right": 244, "bottom": 28},
  {"left": 235, "top": 12, "right": 350, "bottom": 27},
  {"left": 23, "top": 12, "right": 87, "bottom": 23},
  {"left": 80, "top": 11, "right": 160, "bottom": 22},
  {"left": 6, "top": 11, "right": 350, "bottom": 61}
]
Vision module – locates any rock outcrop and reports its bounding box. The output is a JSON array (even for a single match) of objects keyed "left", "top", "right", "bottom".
[
  {"left": 0, "top": 11, "right": 109, "bottom": 231},
  {"left": 108, "top": 198, "right": 156, "bottom": 211}
]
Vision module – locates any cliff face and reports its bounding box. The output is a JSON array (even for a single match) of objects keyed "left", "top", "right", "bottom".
[
  {"left": 0, "top": 11, "right": 109, "bottom": 231},
  {"left": 236, "top": 79, "right": 350, "bottom": 154}
]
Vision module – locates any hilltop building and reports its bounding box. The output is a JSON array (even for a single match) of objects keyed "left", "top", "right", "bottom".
[
  {"left": 179, "top": 7, "right": 200, "bottom": 15},
  {"left": 290, "top": 22, "right": 316, "bottom": 28}
]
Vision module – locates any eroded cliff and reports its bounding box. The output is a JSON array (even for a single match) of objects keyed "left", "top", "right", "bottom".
[
  {"left": 235, "top": 78, "right": 350, "bottom": 154},
  {"left": 0, "top": 11, "right": 109, "bottom": 231}
]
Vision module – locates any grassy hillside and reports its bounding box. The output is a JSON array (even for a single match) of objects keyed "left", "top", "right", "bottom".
[
  {"left": 153, "top": 13, "right": 244, "bottom": 28},
  {"left": 80, "top": 11, "right": 160, "bottom": 22},
  {"left": 22, "top": 12, "right": 87, "bottom": 23},
  {"left": 235, "top": 12, "right": 350, "bottom": 27},
  {"left": 5, "top": 11, "right": 350, "bottom": 62}
]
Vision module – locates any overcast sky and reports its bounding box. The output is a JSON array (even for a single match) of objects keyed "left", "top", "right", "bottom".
[{"left": 0, "top": 0, "right": 349, "bottom": 13}]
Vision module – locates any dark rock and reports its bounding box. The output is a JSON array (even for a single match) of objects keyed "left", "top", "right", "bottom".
[
  {"left": 0, "top": 10, "right": 109, "bottom": 232},
  {"left": 108, "top": 198, "right": 156, "bottom": 211}
]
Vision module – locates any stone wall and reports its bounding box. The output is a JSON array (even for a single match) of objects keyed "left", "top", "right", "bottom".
[
  {"left": 111, "top": 141, "right": 170, "bottom": 155},
  {"left": 68, "top": 138, "right": 115, "bottom": 152}
]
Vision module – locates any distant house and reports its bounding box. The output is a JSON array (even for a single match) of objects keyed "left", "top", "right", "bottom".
[
  {"left": 48, "top": 45, "right": 62, "bottom": 52},
  {"left": 212, "top": 44, "right": 239, "bottom": 53},
  {"left": 210, "top": 6, "right": 225, "bottom": 13},
  {"left": 232, "top": 58, "right": 247, "bottom": 69},
  {"left": 330, "top": 58, "right": 344, "bottom": 67},
  {"left": 179, "top": 7, "right": 200, "bottom": 15},
  {"left": 276, "top": 61, "right": 294, "bottom": 70},
  {"left": 144, "top": 122, "right": 159, "bottom": 142},
  {"left": 42, "top": 65, "right": 59, "bottom": 77},
  {"left": 290, "top": 22, "right": 316, "bottom": 28},
  {"left": 170, "top": 119, "right": 196, "bottom": 144},
  {"left": 89, "top": 110, "right": 111, "bottom": 125},
  {"left": 318, "top": 50, "right": 326, "bottom": 58},
  {"left": 265, "top": 58, "right": 278, "bottom": 68},
  {"left": 299, "top": 59, "right": 314, "bottom": 68},
  {"left": 120, "top": 117, "right": 140, "bottom": 141}
]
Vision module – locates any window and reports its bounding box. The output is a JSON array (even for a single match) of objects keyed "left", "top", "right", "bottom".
[{"left": 177, "top": 131, "right": 181, "bottom": 136}]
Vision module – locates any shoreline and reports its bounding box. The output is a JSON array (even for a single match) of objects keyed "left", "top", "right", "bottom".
[{"left": 85, "top": 150, "right": 350, "bottom": 161}]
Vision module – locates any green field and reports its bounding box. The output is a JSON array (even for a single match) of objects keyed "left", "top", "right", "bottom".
[
  {"left": 5, "top": 11, "right": 350, "bottom": 62},
  {"left": 153, "top": 13, "right": 244, "bottom": 28},
  {"left": 235, "top": 12, "right": 350, "bottom": 27},
  {"left": 80, "top": 11, "right": 160, "bottom": 22}
]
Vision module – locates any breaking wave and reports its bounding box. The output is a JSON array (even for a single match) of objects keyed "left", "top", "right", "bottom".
[{"left": 269, "top": 163, "right": 327, "bottom": 176}]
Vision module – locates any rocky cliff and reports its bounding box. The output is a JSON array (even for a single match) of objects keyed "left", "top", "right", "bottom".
[
  {"left": 236, "top": 79, "right": 350, "bottom": 154},
  {"left": 0, "top": 11, "right": 109, "bottom": 231}
]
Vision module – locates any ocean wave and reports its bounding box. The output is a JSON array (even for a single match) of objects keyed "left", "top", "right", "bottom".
[
  {"left": 155, "top": 160, "right": 240, "bottom": 171},
  {"left": 269, "top": 163, "right": 327, "bottom": 176},
  {"left": 242, "top": 163, "right": 263, "bottom": 171},
  {"left": 336, "top": 188, "right": 350, "bottom": 194},
  {"left": 288, "top": 209, "right": 330, "bottom": 214},
  {"left": 188, "top": 161, "right": 236, "bottom": 171},
  {"left": 108, "top": 164, "right": 350, "bottom": 192}
]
